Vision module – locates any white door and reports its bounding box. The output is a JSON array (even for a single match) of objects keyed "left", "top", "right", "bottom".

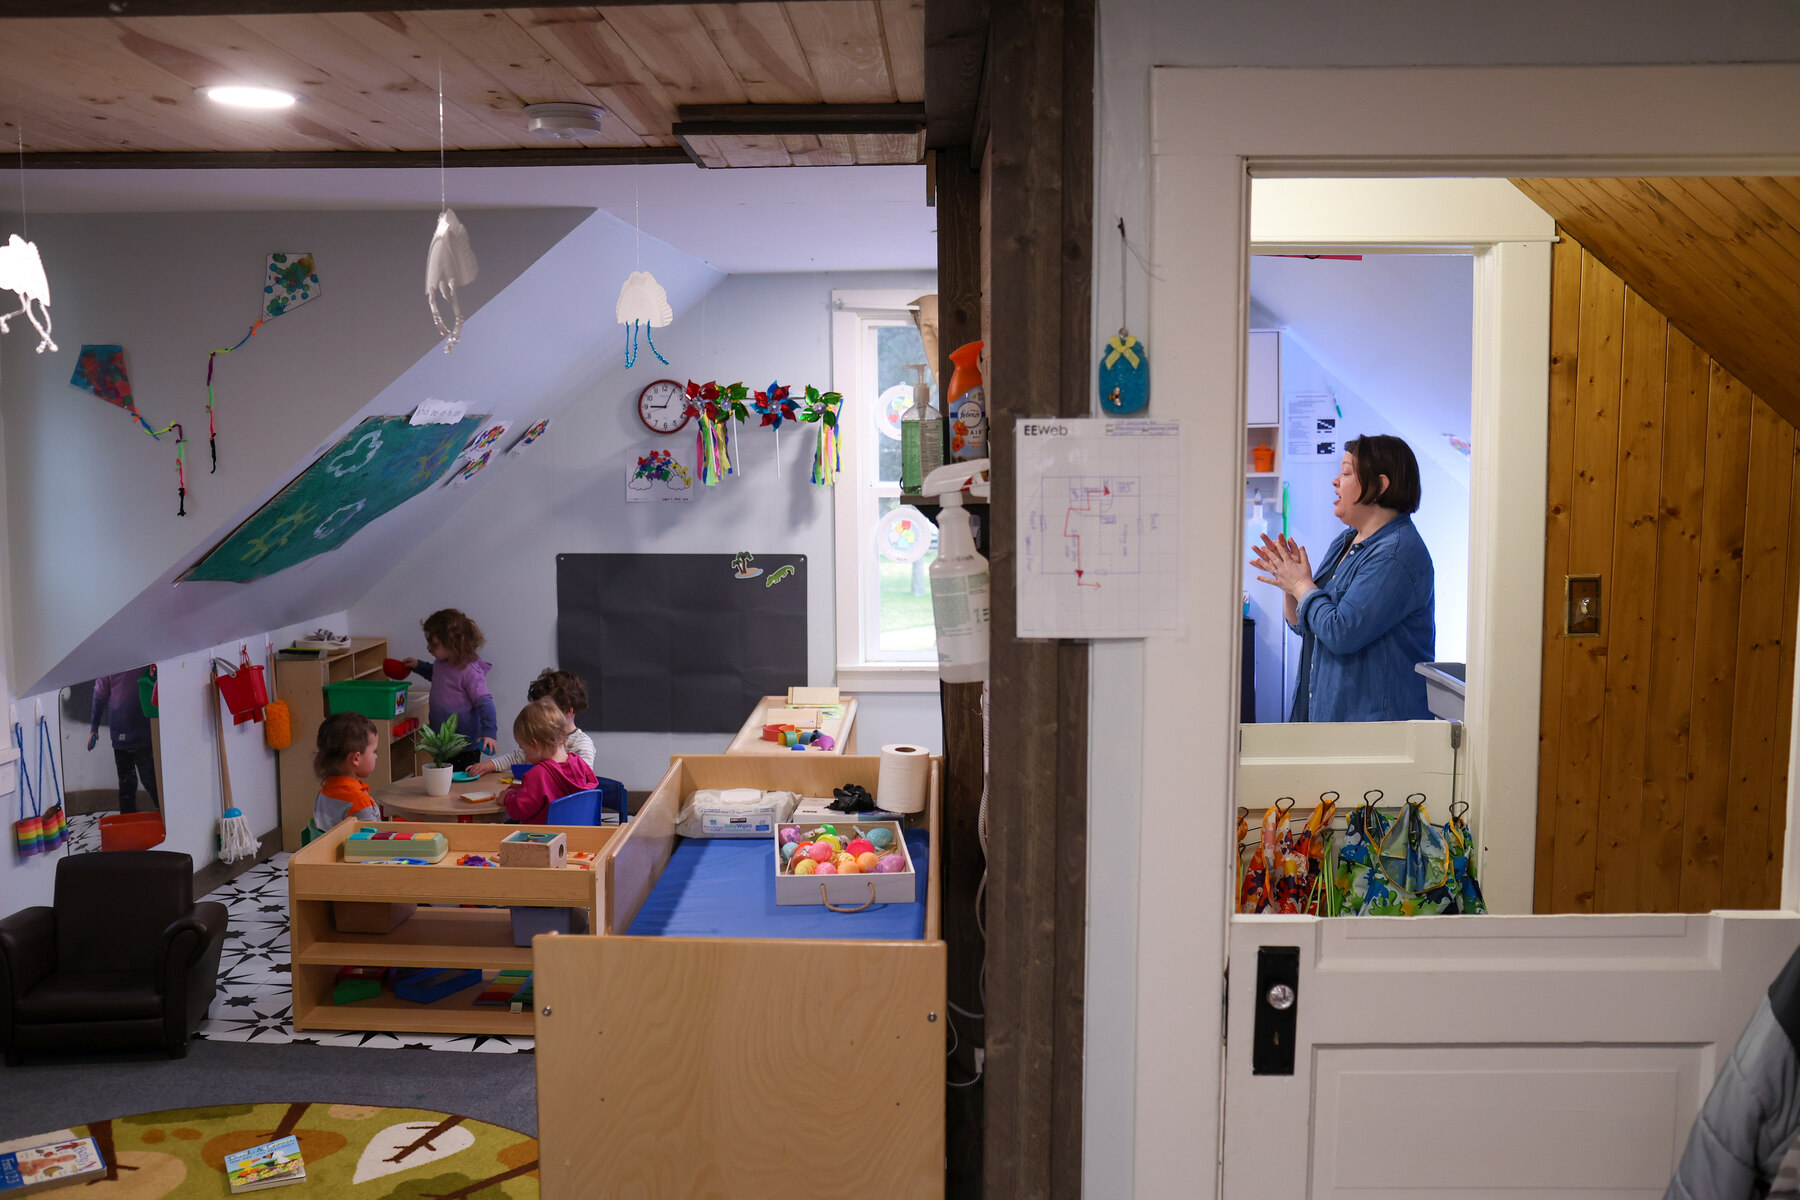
[
  {"left": 1223, "top": 912, "right": 1800, "bottom": 1196},
  {"left": 1127, "top": 64, "right": 1800, "bottom": 1199}
]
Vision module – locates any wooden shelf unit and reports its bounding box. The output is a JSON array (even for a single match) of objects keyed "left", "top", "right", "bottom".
[
  {"left": 287, "top": 820, "right": 616, "bottom": 1036},
  {"left": 274, "top": 637, "right": 427, "bottom": 850}
]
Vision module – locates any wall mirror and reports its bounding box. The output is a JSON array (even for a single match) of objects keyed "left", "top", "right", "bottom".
[{"left": 60, "top": 667, "right": 163, "bottom": 854}]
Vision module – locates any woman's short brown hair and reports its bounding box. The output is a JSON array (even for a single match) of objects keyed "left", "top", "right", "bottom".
[
  {"left": 421, "top": 608, "right": 484, "bottom": 665},
  {"left": 315, "top": 712, "right": 377, "bottom": 778},
  {"left": 513, "top": 698, "right": 568, "bottom": 751},
  {"left": 525, "top": 668, "right": 590, "bottom": 716},
  {"left": 1346, "top": 434, "right": 1423, "bottom": 513}
]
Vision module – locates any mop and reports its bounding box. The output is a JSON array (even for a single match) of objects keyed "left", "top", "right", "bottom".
[{"left": 214, "top": 664, "right": 257, "bottom": 863}]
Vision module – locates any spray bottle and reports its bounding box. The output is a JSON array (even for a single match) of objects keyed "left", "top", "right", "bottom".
[
  {"left": 946, "top": 340, "right": 987, "bottom": 460},
  {"left": 900, "top": 363, "right": 945, "bottom": 493},
  {"left": 922, "top": 459, "right": 991, "bottom": 683}
]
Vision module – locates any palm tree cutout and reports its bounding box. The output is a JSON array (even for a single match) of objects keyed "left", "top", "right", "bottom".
[{"left": 731, "top": 550, "right": 761, "bottom": 579}]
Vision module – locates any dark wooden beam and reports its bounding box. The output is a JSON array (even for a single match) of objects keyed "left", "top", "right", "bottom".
[
  {"left": 0, "top": 0, "right": 861, "bottom": 14},
  {"left": 935, "top": 141, "right": 986, "bottom": 1200},
  {"left": 925, "top": 0, "right": 990, "bottom": 150},
  {"left": 12, "top": 147, "right": 691, "bottom": 169},
  {"left": 674, "top": 103, "right": 926, "bottom": 135},
  {"left": 983, "top": 0, "right": 1092, "bottom": 1196}
]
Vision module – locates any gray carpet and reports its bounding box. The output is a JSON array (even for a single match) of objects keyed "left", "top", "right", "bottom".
[{"left": 0, "top": 1037, "right": 538, "bottom": 1140}]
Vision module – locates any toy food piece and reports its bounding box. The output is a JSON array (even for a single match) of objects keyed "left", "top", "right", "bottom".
[
  {"left": 846, "top": 838, "right": 874, "bottom": 857},
  {"left": 817, "top": 862, "right": 838, "bottom": 875},
  {"left": 877, "top": 854, "right": 906, "bottom": 873},
  {"left": 866, "top": 828, "right": 895, "bottom": 851},
  {"left": 793, "top": 858, "right": 818, "bottom": 876},
  {"left": 857, "top": 852, "right": 879, "bottom": 873}
]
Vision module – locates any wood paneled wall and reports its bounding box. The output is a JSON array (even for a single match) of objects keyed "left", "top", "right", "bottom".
[{"left": 1536, "top": 232, "right": 1800, "bottom": 914}]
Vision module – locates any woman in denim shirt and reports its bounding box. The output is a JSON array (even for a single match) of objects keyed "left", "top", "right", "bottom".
[{"left": 1251, "top": 434, "right": 1435, "bottom": 722}]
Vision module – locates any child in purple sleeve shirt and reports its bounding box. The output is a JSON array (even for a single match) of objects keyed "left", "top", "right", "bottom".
[{"left": 402, "top": 609, "right": 498, "bottom": 771}]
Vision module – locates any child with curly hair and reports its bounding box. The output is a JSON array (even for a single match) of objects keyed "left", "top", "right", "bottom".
[
  {"left": 403, "top": 608, "right": 497, "bottom": 772},
  {"left": 471, "top": 668, "right": 595, "bottom": 774},
  {"left": 503, "top": 698, "right": 599, "bottom": 824}
]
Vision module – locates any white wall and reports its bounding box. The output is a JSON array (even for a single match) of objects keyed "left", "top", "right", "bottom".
[
  {"left": 1091, "top": 9, "right": 1800, "bottom": 1196},
  {"left": 0, "top": 611, "right": 344, "bottom": 919},
  {"left": 352, "top": 269, "right": 941, "bottom": 791},
  {"left": 0, "top": 208, "right": 590, "bottom": 695}
]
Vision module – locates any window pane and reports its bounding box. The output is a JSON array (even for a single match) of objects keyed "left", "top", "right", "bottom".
[
  {"left": 874, "top": 323, "right": 927, "bottom": 485},
  {"left": 874, "top": 497, "right": 938, "bottom": 655}
]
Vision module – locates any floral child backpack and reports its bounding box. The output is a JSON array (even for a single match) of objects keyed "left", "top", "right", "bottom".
[
  {"left": 1238, "top": 792, "right": 1338, "bottom": 915},
  {"left": 1332, "top": 791, "right": 1484, "bottom": 916}
]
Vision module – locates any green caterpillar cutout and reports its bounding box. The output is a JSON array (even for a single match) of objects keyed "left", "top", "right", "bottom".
[{"left": 766, "top": 565, "right": 795, "bottom": 587}]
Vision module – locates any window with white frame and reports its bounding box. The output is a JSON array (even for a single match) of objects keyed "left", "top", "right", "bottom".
[{"left": 832, "top": 290, "right": 941, "bottom": 691}]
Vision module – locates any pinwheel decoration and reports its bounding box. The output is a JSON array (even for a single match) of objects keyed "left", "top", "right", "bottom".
[
  {"left": 752, "top": 381, "right": 797, "bottom": 429},
  {"left": 798, "top": 384, "right": 845, "bottom": 487}
]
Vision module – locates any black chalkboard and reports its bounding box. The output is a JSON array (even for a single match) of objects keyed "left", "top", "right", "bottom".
[{"left": 556, "top": 553, "right": 808, "bottom": 734}]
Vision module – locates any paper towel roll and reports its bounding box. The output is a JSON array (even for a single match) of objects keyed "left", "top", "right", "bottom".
[{"left": 877, "top": 744, "right": 931, "bottom": 814}]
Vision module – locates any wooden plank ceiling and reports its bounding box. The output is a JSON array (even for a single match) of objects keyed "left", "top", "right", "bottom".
[
  {"left": 0, "top": 4, "right": 925, "bottom": 166},
  {"left": 1514, "top": 178, "right": 1800, "bottom": 429}
]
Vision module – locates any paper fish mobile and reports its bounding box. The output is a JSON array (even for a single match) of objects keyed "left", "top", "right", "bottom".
[
  {"left": 0, "top": 233, "right": 55, "bottom": 353},
  {"left": 616, "top": 270, "right": 671, "bottom": 368},
  {"left": 263, "top": 252, "right": 319, "bottom": 318},
  {"left": 426, "top": 208, "right": 479, "bottom": 352}
]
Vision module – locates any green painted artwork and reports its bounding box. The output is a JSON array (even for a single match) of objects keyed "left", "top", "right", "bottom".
[{"left": 182, "top": 414, "right": 484, "bottom": 584}]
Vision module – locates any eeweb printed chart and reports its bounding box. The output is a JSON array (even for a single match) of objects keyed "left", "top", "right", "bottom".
[{"left": 1016, "top": 418, "right": 1183, "bottom": 637}]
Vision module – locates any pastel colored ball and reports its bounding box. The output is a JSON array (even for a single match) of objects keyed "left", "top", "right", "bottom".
[
  {"left": 805, "top": 844, "right": 833, "bottom": 863},
  {"left": 846, "top": 838, "right": 875, "bottom": 857},
  {"left": 817, "top": 863, "right": 838, "bottom": 875},
  {"left": 816, "top": 824, "right": 839, "bottom": 838},
  {"left": 838, "top": 859, "right": 861, "bottom": 874},
  {"left": 792, "top": 858, "right": 818, "bottom": 876},
  {"left": 816, "top": 835, "right": 842, "bottom": 853},
  {"left": 856, "top": 852, "right": 880, "bottom": 873},
  {"left": 780, "top": 827, "right": 802, "bottom": 845},
  {"left": 780, "top": 842, "right": 798, "bottom": 861},
  {"left": 877, "top": 854, "right": 906, "bottom": 873},
  {"left": 866, "top": 828, "right": 895, "bottom": 850},
  {"left": 834, "top": 852, "right": 856, "bottom": 867}
]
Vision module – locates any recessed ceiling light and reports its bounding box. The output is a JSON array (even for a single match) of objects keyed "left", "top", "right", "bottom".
[
  {"left": 199, "top": 85, "right": 298, "bottom": 109},
  {"left": 525, "top": 102, "right": 607, "bottom": 139}
]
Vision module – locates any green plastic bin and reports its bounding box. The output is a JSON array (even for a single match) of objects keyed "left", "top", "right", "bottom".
[{"left": 323, "top": 680, "right": 410, "bottom": 720}]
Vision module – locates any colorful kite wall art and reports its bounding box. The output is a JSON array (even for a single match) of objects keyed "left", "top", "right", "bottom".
[
  {"left": 72, "top": 344, "right": 192, "bottom": 515},
  {"left": 181, "top": 414, "right": 483, "bottom": 584},
  {"left": 204, "top": 252, "right": 322, "bottom": 475}
]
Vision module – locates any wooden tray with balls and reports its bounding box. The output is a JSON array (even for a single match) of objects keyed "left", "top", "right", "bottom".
[{"left": 774, "top": 820, "right": 916, "bottom": 909}]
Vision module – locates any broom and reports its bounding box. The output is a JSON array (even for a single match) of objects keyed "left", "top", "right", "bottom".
[{"left": 214, "top": 664, "right": 258, "bottom": 863}]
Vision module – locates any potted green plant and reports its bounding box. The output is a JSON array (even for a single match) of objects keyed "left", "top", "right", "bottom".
[{"left": 414, "top": 715, "right": 469, "bottom": 796}]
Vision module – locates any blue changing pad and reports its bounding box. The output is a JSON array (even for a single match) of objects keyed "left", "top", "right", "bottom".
[{"left": 627, "top": 829, "right": 931, "bottom": 941}]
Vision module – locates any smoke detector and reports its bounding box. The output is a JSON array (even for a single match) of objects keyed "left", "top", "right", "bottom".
[{"left": 525, "top": 102, "right": 607, "bottom": 139}]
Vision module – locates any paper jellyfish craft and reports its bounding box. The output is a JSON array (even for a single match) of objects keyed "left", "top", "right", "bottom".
[
  {"left": 0, "top": 233, "right": 55, "bottom": 354},
  {"left": 616, "top": 270, "right": 671, "bottom": 368},
  {"left": 427, "top": 208, "right": 480, "bottom": 353}
]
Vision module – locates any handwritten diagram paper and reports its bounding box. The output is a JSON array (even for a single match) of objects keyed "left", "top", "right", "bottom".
[{"left": 1016, "top": 418, "right": 1183, "bottom": 638}]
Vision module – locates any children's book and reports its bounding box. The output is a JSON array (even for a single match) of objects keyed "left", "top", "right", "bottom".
[
  {"left": 0, "top": 1136, "right": 105, "bottom": 1195},
  {"left": 223, "top": 1135, "right": 306, "bottom": 1193}
]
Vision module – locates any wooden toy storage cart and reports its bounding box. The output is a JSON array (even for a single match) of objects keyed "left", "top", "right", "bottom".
[
  {"left": 532, "top": 754, "right": 945, "bottom": 1200},
  {"left": 287, "top": 821, "right": 615, "bottom": 1036}
]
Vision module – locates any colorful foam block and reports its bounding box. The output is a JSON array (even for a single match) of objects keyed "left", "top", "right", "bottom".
[
  {"left": 395, "top": 967, "right": 483, "bottom": 1004},
  {"left": 343, "top": 830, "right": 448, "bottom": 863}
]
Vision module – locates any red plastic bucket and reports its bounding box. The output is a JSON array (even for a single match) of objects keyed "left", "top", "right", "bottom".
[
  {"left": 216, "top": 664, "right": 268, "bottom": 725},
  {"left": 100, "top": 811, "right": 166, "bottom": 851}
]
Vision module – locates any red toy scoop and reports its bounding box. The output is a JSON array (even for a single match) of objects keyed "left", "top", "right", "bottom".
[{"left": 382, "top": 657, "right": 410, "bottom": 680}]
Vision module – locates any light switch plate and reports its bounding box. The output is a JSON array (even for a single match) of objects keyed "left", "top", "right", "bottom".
[{"left": 1565, "top": 574, "right": 1601, "bottom": 637}]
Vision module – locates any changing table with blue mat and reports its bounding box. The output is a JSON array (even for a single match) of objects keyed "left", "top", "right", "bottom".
[{"left": 531, "top": 754, "right": 946, "bottom": 1199}]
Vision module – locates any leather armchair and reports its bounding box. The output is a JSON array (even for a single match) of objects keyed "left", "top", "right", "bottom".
[{"left": 0, "top": 850, "right": 228, "bottom": 1065}]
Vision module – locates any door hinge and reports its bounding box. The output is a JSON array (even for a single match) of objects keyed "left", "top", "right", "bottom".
[{"left": 1221, "top": 964, "right": 1229, "bottom": 1044}]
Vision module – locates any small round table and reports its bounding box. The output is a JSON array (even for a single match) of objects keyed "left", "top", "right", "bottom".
[{"left": 374, "top": 773, "right": 512, "bottom": 822}]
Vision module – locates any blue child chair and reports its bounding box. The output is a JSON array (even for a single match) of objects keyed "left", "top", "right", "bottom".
[{"left": 544, "top": 778, "right": 630, "bottom": 826}]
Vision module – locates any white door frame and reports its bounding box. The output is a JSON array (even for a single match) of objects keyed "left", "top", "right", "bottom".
[{"left": 1135, "top": 64, "right": 1800, "bottom": 1200}]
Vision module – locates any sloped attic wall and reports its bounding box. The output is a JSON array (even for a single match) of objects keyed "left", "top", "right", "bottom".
[
  {"left": 27, "top": 209, "right": 722, "bottom": 695},
  {"left": 0, "top": 206, "right": 593, "bottom": 693}
]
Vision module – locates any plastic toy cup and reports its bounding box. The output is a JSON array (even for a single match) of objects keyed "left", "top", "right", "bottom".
[{"left": 512, "top": 764, "right": 531, "bottom": 782}]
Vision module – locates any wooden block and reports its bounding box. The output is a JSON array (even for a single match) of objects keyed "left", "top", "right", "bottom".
[
  {"left": 499, "top": 830, "right": 568, "bottom": 869},
  {"left": 787, "top": 686, "right": 840, "bottom": 706}
]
